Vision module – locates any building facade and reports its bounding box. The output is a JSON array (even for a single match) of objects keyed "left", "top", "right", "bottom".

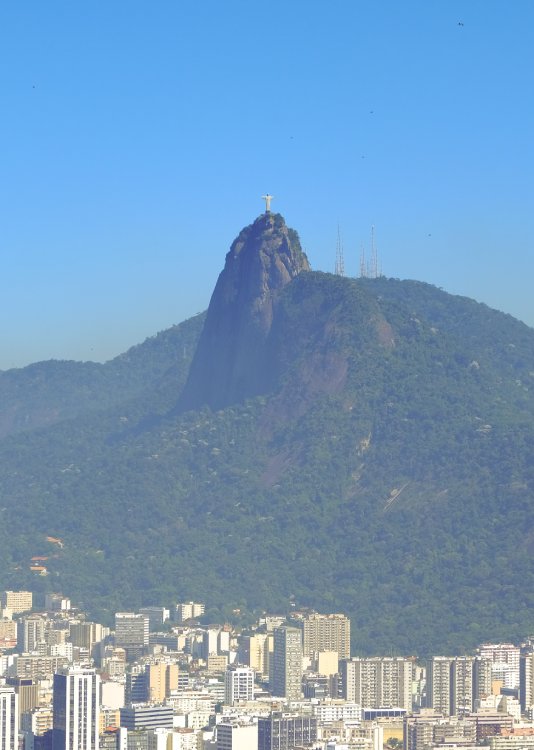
[
  {"left": 0, "top": 687, "right": 18, "bottom": 750},
  {"left": 217, "top": 721, "right": 258, "bottom": 750},
  {"left": 298, "top": 613, "right": 351, "bottom": 660},
  {"left": 224, "top": 665, "right": 255, "bottom": 705},
  {"left": 341, "top": 657, "right": 413, "bottom": 710},
  {"left": 52, "top": 666, "right": 100, "bottom": 750},
  {"left": 271, "top": 627, "right": 302, "bottom": 701},
  {"left": 1, "top": 591, "right": 32, "bottom": 614},
  {"left": 258, "top": 713, "right": 317, "bottom": 750}
]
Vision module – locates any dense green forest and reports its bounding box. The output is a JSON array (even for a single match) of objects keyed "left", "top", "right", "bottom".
[{"left": 1, "top": 272, "right": 534, "bottom": 657}]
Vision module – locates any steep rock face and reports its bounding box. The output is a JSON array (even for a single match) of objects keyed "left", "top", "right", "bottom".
[{"left": 178, "top": 212, "right": 310, "bottom": 410}]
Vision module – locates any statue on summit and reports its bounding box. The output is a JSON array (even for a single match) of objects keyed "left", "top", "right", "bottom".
[{"left": 262, "top": 194, "right": 273, "bottom": 213}]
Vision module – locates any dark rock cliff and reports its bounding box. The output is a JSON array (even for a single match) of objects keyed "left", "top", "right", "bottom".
[{"left": 178, "top": 212, "right": 310, "bottom": 411}]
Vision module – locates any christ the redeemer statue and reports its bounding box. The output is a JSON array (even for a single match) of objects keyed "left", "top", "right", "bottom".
[{"left": 262, "top": 194, "right": 273, "bottom": 213}]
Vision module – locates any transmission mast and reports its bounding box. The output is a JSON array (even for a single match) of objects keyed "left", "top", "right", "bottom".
[
  {"left": 359, "top": 243, "right": 367, "bottom": 278},
  {"left": 335, "top": 225, "right": 345, "bottom": 276},
  {"left": 370, "top": 225, "right": 378, "bottom": 278}
]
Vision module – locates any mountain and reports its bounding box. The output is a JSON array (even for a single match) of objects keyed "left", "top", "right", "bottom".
[
  {"left": 178, "top": 212, "right": 310, "bottom": 411},
  {"left": 1, "top": 212, "right": 534, "bottom": 656},
  {"left": 0, "top": 314, "right": 204, "bottom": 439}
]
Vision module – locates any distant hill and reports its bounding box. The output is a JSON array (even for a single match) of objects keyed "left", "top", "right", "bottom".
[
  {"left": 1, "top": 212, "right": 534, "bottom": 656},
  {"left": 0, "top": 314, "right": 204, "bottom": 438}
]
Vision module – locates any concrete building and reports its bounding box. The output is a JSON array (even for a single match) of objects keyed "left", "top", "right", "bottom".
[
  {"left": 474, "top": 656, "right": 494, "bottom": 705},
  {"left": 404, "top": 710, "right": 445, "bottom": 750},
  {"left": 452, "top": 657, "right": 475, "bottom": 716},
  {"left": 312, "top": 700, "right": 361, "bottom": 722},
  {"left": 21, "top": 706, "right": 54, "bottom": 750},
  {"left": 69, "top": 621, "right": 108, "bottom": 652},
  {"left": 101, "top": 681, "right": 125, "bottom": 711},
  {"left": 125, "top": 664, "right": 148, "bottom": 705},
  {"left": 521, "top": 651, "right": 534, "bottom": 714},
  {"left": 44, "top": 594, "right": 70, "bottom": 612},
  {"left": 146, "top": 662, "right": 179, "bottom": 702},
  {"left": 296, "top": 612, "right": 351, "bottom": 660},
  {"left": 478, "top": 644, "right": 520, "bottom": 691},
  {"left": 174, "top": 602, "right": 205, "bottom": 624},
  {"left": 427, "top": 657, "right": 453, "bottom": 716},
  {"left": 341, "top": 657, "right": 412, "bottom": 710},
  {"left": 206, "top": 654, "right": 228, "bottom": 673},
  {"left": 465, "top": 709, "right": 513, "bottom": 742},
  {"left": 238, "top": 633, "right": 272, "bottom": 678},
  {"left": 0, "top": 686, "right": 18, "bottom": 750},
  {"left": 258, "top": 713, "right": 317, "bottom": 750},
  {"left": 5, "top": 677, "right": 39, "bottom": 719},
  {"left": 115, "top": 613, "right": 149, "bottom": 661},
  {"left": 217, "top": 720, "right": 258, "bottom": 750},
  {"left": 0, "top": 620, "right": 17, "bottom": 650},
  {"left": 302, "top": 673, "right": 330, "bottom": 699},
  {"left": 315, "top": 650, "right": 339, "bottom": 678},
  {"left": 17, "top": 615, "right": 47, "bottom": 653},
  {"left": 14, "top": 655, "right": 69, "bottom": 681},
  {"left": 138, "top": 608, "right": 169, "bottom": 631},
  {"left": 115, "top": 613, "right": 149, "bottom": 647},
  {"left": 52, "top": 666, "right": 100, "bottom": 750},
  {"left": 224, "top": 665, "right": 255, "bottom": 705},
  {"left": 203, "top": 628, "right": 228, "bottom": 660},
  {"left": 489, "top": 735, "right": 534, "bottom": 750},
  {"left": 119, "top": 704, "right": 173, "bottom": 731},
  {"left": 1, "top": 591, "right": 32, "bottom": 614},
  {"left": 271, "top": 626, "right": 302, "bottom": 701},
  {"left": 428, "top": 656, "right": 494, "bottom": 717}
]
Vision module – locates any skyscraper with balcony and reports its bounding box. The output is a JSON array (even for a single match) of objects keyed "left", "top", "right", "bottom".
[
  {"left": 114, "top": 612, "right": 149, "bottom": 662},
  {"left": 341, "top": 656, "right": 413, "bottom": 710},
  {"left": 0, "top": 686, "right": 18, "bottom": 750},
  {"left": 272, "top": 626, "right": 302, "bottom": 701},
  {"left": 224, "top": 665, "right": 255, "bottom": 705},
  {"left": 297, "top": 612, "right": 351, "bottom": 660},
  {"left": 52, "top": 666, "right": 100, "bottom": 750}
]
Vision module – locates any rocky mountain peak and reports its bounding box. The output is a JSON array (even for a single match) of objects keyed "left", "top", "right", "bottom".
[{"left": 178, "top": 212, "right": 310, "bottom": 411}]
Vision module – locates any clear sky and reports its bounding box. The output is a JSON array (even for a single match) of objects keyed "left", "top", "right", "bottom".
[{"left": 1, "top": 1, "right": 533, "bottom": 370}]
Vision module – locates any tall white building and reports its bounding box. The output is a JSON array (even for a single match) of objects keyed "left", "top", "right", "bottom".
[
  {"left": 427, "top": 656, "right": 480, "bottom": 716},
  {"left": 17, "top": 615, "right": 47, "bottom": 653},
  {"left": 478, "top": 643, "right": 521, "bottom": 690},
  {"left": 341, "top": 657, "right": 412, "bottom": 710},
  {"left": 427, "top": 657, "right": 452, "bottom": 716},
  {"left": 0, "top": 686, "right": 18, "bottom": 750},
  {"left": 521, "top": 651, "right": 534, "bottom": 713},
  {"left": 451, "top": 656, "right": 475, "bottom": 716},
  {"left": 52, "top": 666, "right": 100, "bottom": 750},
  {"left": 272, "top": 626, "right": 302, "bottom": 701},
  {"left": 224, "top": 665, "right": 255, "bottom": 705}
]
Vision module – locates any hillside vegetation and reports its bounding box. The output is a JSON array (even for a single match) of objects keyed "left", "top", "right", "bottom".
[{"left": 1, "top": 270, "right": 534, "bottom": 656}]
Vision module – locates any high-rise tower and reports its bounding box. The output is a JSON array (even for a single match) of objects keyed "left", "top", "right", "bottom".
[
  {"left": 0, "top": 686, "right": 18, "bottom": 750},
  {"left": 52, "top": 666, "right": 100, "bottom": 750},
  {"left": 272, "top": 626, "right": 302, "bottom": 701}
]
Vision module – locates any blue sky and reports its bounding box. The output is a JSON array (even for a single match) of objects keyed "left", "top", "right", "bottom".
[{"left": 1, "top": 1, "right": 533, "bottom": 369}]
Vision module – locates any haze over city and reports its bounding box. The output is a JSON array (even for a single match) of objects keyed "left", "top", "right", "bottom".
[{"left": 1, "top": 0, "right": 533, "bottom": 370}]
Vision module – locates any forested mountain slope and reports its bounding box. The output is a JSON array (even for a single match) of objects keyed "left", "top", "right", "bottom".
[
  {"left": 1, "top": 213, "right": 534, "bottom": 656},
  {"left": 0, "top": 314, "right": 204, "bottom": 438}
]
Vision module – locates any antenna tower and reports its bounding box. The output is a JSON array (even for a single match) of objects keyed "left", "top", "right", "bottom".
[
  {"left": 359, "top": 244, "right": 367, "bottom": 278},
  {"left": 370, "top": 225, "right": 378, "bottom": 278},
  {"left": 335, "top": 225, "right": 345, "bottom": 276}
]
